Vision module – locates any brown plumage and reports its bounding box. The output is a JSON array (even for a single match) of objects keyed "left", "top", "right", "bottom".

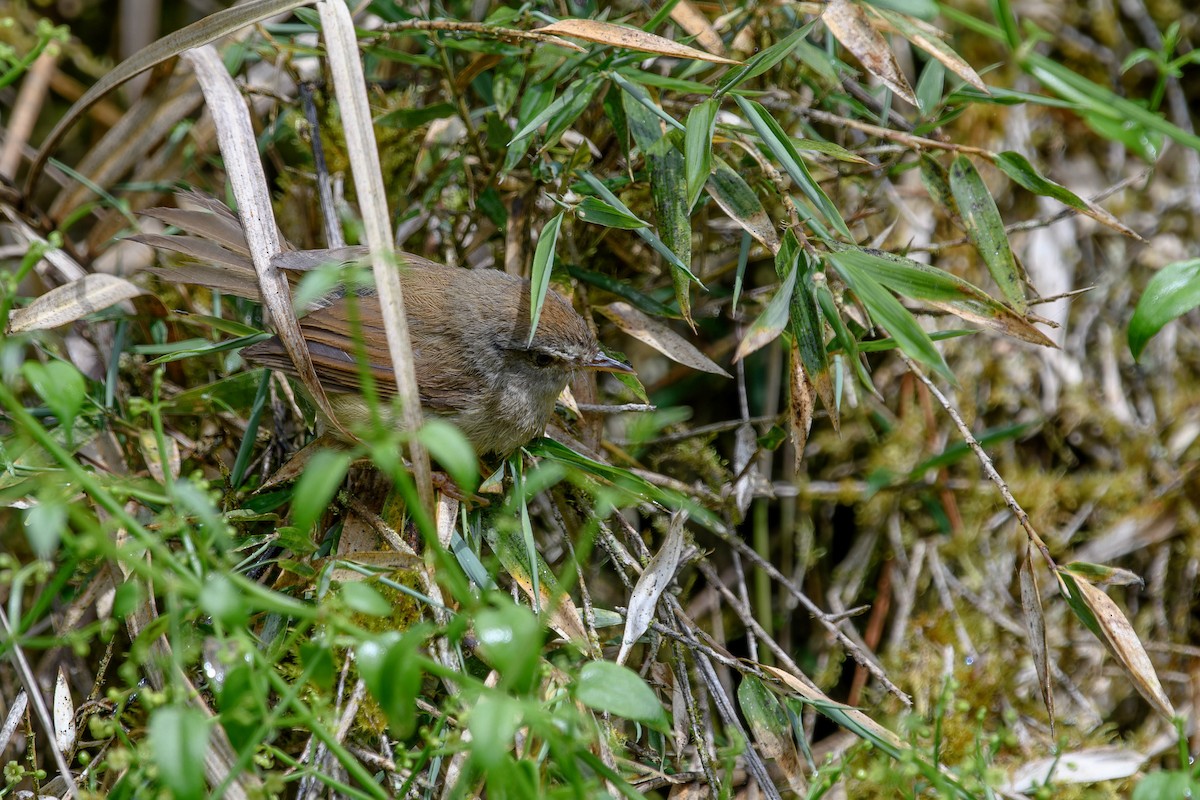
[{"left": 133, "top": 195, "right": 631, "bottom": 455}]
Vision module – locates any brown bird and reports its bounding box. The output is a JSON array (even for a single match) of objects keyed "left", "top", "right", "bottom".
[{"left": 133, "top": 194, "right": 632, "bottom": 456}]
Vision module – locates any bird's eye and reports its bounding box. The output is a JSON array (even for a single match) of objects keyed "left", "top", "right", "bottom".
[{"left": 530, "top": 352, "right": 555, "bottom": 368}]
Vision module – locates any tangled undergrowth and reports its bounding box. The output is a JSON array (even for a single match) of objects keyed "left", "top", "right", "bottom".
[{"left": 1, "top": 0, "right": 1198, "bottom": 797}]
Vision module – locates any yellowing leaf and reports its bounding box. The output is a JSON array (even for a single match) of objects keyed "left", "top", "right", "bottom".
[
  {"left": 537, "top": 19, "right": 740, "bottom": 64},
  {"left": 823, "top": 0, "right": 917, "bottom": 105},
  {"left": 599, "top": 302, "right": 730, "bottom": 377},
  {"left": 7, "top": 273, "right": 144, "bottom": 333}
]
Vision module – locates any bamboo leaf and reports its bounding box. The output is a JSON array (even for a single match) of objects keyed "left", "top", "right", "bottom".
[
  {"left": 827, "top": 251, "right": 953, "bottom": 380},
  {"left": 948, "top": 155, "right": 1027, "bottom": 313},
  {"left": 536, "top": 19, "right": 739, "bottom": 64},
  {"left": 822, "top": 0, "right": 917, "bottom": 104},
  {"left": 685, "top": 98, "right": 719, "bottom": 211}
]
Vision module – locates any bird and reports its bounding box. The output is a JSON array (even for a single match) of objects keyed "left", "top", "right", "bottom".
[{"left": 132, "top": 193, "right": 633, "bottom": 457}]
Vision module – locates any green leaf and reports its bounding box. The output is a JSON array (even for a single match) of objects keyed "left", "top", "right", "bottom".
[
  {"left": 779, "top": 237, "right": 833, "bottom": 414},
  {"left": 22, "top": 360, "right": 86, "bottom": 432},
  {"left": 734, "top": 96, "right": 852, "bottom": 240},
  {"left": 993, "top": 151, "right": 1087, "bottom": 211},
  {"left": 475, "top": 602, "right": 544, "bottom": 695},
  {"left": 469, "top": 694, "right": 523, "bottom": 769},
  {"left": 574, "top": 197, "right": 648, "bottom": 229},
  {"left": 375, "top": 102, "right": 456, "bottom": 129},
  {"left": 1128, "top": 258, "right": 1200, "bottom": 360},
  {"left": 291, "top": 449, "right": 351, "bottom": 534},
  {"left": 1133, "top": 772, "right": 1200, "bottom": 800},
  {"left": 339, "top": 581, "right": 392, "bottom": 617},
  {"left": 1025, "top": 52, "right": 1200, "bottom": 154},
  {"left": 357, "top": 630, "right": 425, "bottom": 738},
  {"left": 417, "top": 419, "right": 479, "bottom": 493},
  {"left": 948, "top": 155, "right": 1026, "bottom": 312},
  {"left": 492, "top": 58, "right": 525, "bottom": 118},
  {"left": 149, "top": 707, "right": 209, "bottom": 800},
  {"left": 528, "top": 211, "right": 564, "bottom": 347},
  {"left": 738, "top": 676, "right": 801, "bottom": 783},
  {"left": 575, "top": 661, "right": 669, "bottom": 730},
  {"left": 578, "top": 172, "right": 699, "bottom": 286},
  {"left": 827, "top": 252, "right": 953, "bottom": 380},
  {"left": 502, "top": 79, "right": 554, "bottom": 174},
  {"left": 863, "top": 0, "right": 938, "bottom": 20},
  {"left": 734, "top": 247, "right": 800, "bottom": 362},
  {"left": 541, "top": 73, "right": 604, "bottom": 149},
  {"left": 707, "top": 156, "right": 779, "bottom": 251},
  {"left": 568, "top": 264, "right": 679, "bottom": 318},
  {"left": 715, "top": 21, "right": 819, "bottom": 97},
  {"left": 1055, "top": 570, "right": 1102, "bottom": 638},
  {"left": 620, "top": 88, "right": 696, "bottom": 322},
  {"left": 684, "top": 98, "right": 718, "bottom": 211}
]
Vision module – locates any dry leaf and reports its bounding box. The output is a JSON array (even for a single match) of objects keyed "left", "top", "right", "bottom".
[
  {"left": 789, "top": 342, "right": 815, "bottom": 469},
  {"left": 669, "top": 0, "right": 726, "bottom": 58},
  {"left": 870, "top": 8, "right": 988, "bottom": 94},
  {"left": 1018, "top": 543, "right": 1054, "bottom": 734},
  {"left": 761, "top": 663, "right": 905, "bottom": 750},
  {"left": 53, "top": 666, "right": 76, "bottom": 755},
  {"left": 822, "top": 0, "right": 917, "bottom": 105},
  {"left": 537, "top": 19, "right": 740, "bottom": 65},
  {"left": 617, "top": 512, "right": 687, "bottom": 665},
  {"left": 0, "top": 690, "right": 28, "bottom": 753},
  {"left": 7, "top": 273, "right": 144, "bottom": 333},
  {"left": 138, "top": 430, "right": 182, "bottom": 483},
  {"left": 1003, "top": 747, "right": 1146, "bottom": 794},
  {"left": 1073, "top": 576, "right": 1176, "bottom": 719},
  {"left": 599, "top": 302, "right": 731, "bottom": 377}
]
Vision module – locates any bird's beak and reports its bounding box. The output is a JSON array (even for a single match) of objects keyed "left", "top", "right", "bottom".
[{"left": 585, "top": 351, "right": 635, "bottom": 374}]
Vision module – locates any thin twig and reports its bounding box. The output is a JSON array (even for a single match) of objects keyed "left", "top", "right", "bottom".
[{"left": 899, "top": 353, "right": 1056, "bottom": 570}]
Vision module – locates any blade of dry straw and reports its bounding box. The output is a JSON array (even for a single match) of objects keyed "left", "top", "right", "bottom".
[
  {"left": 181, "top": 45, "right": 348, "bottom": 442},
  {"left": 317, "top": 0, "right": 433, "bottom": 512}
]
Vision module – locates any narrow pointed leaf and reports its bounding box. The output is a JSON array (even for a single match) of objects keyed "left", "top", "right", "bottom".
[
  {"left": 685, "top": 98, "right": 719, "bottom": 211},
  {"left": 827, "top": 245, "right": 1053, "bottom": 346},
  {"left": 871, "top": 8, "right": 988, "bottom": 93},
  {"left": 7, "top": 274, "right": 144, "bottom": 333},
  {"left": 735, "top": 250, "right": 800, "bottom": 362},
  {"left": 949, "top": 154, "right": 1026, "bottom": 313},
  {"left": 623, "top": 86, "right": 695, "bottom": 325},
  {"left": 536, "top": 19, "right": 740, "bottom": 64},
  {"left": 1019, "top": 544, "right": 1054, "bottom": 733},
  {"left": 827, "top": 252, "right": 952, "bottom": 380},
  {"left": 738, "top": 676, "right": 805, "bottom": 791},
  {"left": 599, "top": 302, "right": 730, "bottom": 376},
  {"left": 993, "top": 151, "right": 1141, "bottom": 240},
  {"left": 616, "top": 512, "right": 687, "bottom": 665},
  {"left": 779, "top": 237, "right": 835, "bottom": 414},
  {"left": 1059, "top": 571, "right": 1176, "bottom": 720},
  {"left": 575, "top": 197, "right": 648, "bottom": 229},
  {"left": 528, "top": 211, "right": 565, "bottom": 346},
  {"left": 707, "top": 155, "right": 779, "bottom": 251},
  {"left": 734, "top": 96, "right": 852, "bottom": 240},
  {"left": 716, "top": 20, "right": 820, "bottom": 97},
  {"left": 579, "top": 172, "right": 700, "bottom": 286},
  {"left": 822, "top": 0, "right": 917, "bottom": 104}
]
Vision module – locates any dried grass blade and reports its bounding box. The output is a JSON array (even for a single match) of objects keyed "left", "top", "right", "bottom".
[
  {"left": 25, "top": 0, "right": 309, "bottom": 199},
  {"left": 181, "top": 46, "right": 347, "bottom": 447},
  {"left": 318, "top": 0, "right": 433, "bottom": 511}
]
